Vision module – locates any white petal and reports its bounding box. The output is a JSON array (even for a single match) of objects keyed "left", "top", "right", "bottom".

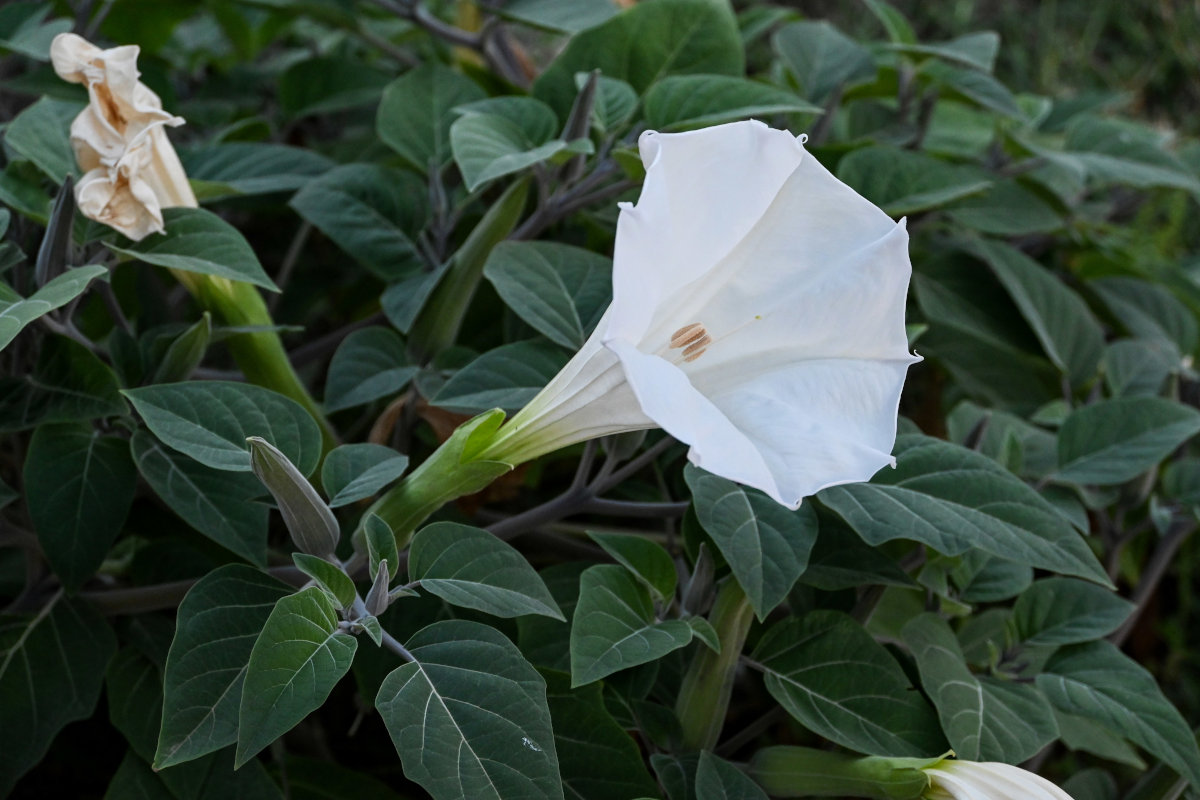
[
  {"left": 605, "top": 337, "right": 781, "bottom": 503},
  {"left": 50, "top": 33, "right": 101, "bottom": 83},
  {"left": 607, "top": 120, "right": 806, "bottom": 342},
  {"left": 927, "top": 762, "right": 1076, "bottom": 800}
]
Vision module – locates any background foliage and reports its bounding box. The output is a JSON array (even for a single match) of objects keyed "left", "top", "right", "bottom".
[{"left": 3, "top": 0, "right": 1200, "bottom": 798}]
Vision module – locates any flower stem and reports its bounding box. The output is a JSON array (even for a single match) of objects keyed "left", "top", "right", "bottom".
[
  {"left": 748, "top": 747, "right": 932, "bottom": 799},
  {"left": 675, "top": 578, "right": 755, "bottom": 751}
]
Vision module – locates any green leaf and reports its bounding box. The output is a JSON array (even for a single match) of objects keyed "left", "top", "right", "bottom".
[
  {"left": 921, "top": 60, "right": 1022, "bottom": 117},
  {"left": 534, "top": 0, "right": 745, "bottom": 117},
  {"left": 542, "top": 671, "right": 660, "bottom": 800},
  {"left": 323, "top": 326, "right": 416, "bottom": 412},
  {"left": 1055, "top": 397, "right": 1200, "bottom": 485},
  {"left": 772, "top": 20, "right": 874, "bottom": 102},
  {"left": 696, "top": 750, "right": 769, "bottom": 800},
  {"left": 800, "top": 514, "right": 916, "bottom": 591},
  {"left": 1011, "top": 577, "right": 1135, "bottom": 646},
  {"left": 887, "top": 31, "right": 1000, "bottom": 72},
  {"left": 965, "top": 238, "right": 1104, "bottom": 385},
  {"left": 483, "top": 241, "right": 612, "bottom": 350},
  {"left": 945, "top": 179, "right": 1065, "bottom": 236},
  {"left": 131, "top": 431, "right": 268, "bottom": 566},
  {"left": 266, "top": 755, "right": 405, "bottom": 800},
  {"left": 4, "top": 97, "right": 79, "bottom": 183},
  {"left": 819, "top": 435, "right": 1108, "bottom": 583},
  {"left": 289, "top": 165, "right": 426, "bottom": 281},
  {"left": 754, "top": 611, "right": 944, "bottom": 757},
  {"left": 0, "top": 264, "right": 108, "bottom": 351},
  {"left": 376, "top": 620, "right": 564, "bottom": 800},
  {"left": 1104, "top": 338, "right": 1178, "bottom": 398},
  {"left": 578, "top": 72, "right": 638, "bottom": 134},
  {"left": 124, "top": 381, "right": 323, "bottom": 475},
  {"left": 151, "top": 312, "right": 211, "bottom": 384},
  {"left": 159, "top": 749, "right": 285, "bottom": 800},
  {"left": 1060, "top": 116, "right": 1200, "bottom": 194},
  {"left": 1055, "top": 709, "right": 1147, "bottom": 769},
  {"left": 24, "top": 422, "right": 137, "bottom": 591},
  {"left": 179, "top": 143, "right": 333, "bottom": 199},
  {"left": 433, "top": 339, "right": 568, "bottom": 414},
  {"left": 155, "top": 566, "right": 291, "bottom": 769},
  {"left": 451, "top": 97, "right": 584, "bottom": 191},
  {"left": 107, "top": 648, "right": 165, "bottom": 761},
  {"left": 409, "top": 522, "right": 563, "bottom": 620},
  {"left": 236, "top": 588, "right": 357, "bottom": 767},
  {"left": 570, "top": 564, "right": 694, "bottom": 686},
  {"left": 1037, "top": 641, "right": 1200, "bottom": 787},
  {"left": 292, "top": 554, "right": 356, "bottom": 610},
  {"left": 685, "top": 466, "right": 818, "bottom": 620},
  {"left": 498, "top": 0, "right": 618, "bottom": 33},
  {"left": 109, "top": 207, "right": 278, "bottom": 291},
  {"left": 862, "top": 0, "right": 916, "bottom": 44},
  {"left": 105, "top": 752, "right": 175, "bottom": 800},
  {"left": 901, "top": 613, "right": 1057, "bottom": 763},
  {"left": 643, "top": 74, "right": 821, "bottom": 131},
  {"left": 321, "top": 443, "right": 409, "bottom": 508},
  {"left": 0, "top": 4, "right": 73, "bottom": 60},
  {"left": 278, "top": 56, "right": 389, "bottom": 119},
  {"left": 377, "top": 63, "right": 487, "bottom": 171},
  {"left": 1090, "top": 276, "right": 1199, "bottom": 355},
  {"left": 836, "top": 146, "right": 991, "bottom": 216},
  {"left": 0, "top": 595, "right": 116, "bottom": 796},
  {"left": 587, "top": 532, "right": 677, "bottom": 604},
  {"left": 652, "top": 753, "right": 701, "bottom": 800},
  {"left": 0, "top": 335, "right": 126, "bottom": 431}
]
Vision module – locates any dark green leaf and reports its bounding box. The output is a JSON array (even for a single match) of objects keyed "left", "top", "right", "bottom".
[
  {"left": 0, "top": 4, "right": 73, "bottom": 60},
  {"left": 132, "top": 431, "right": 268, "bottom": 565},
  {"left": 643, "top": 74, "right": 821, "bottom": 131},
  {"left": 109, "top": 207, "right": 278, "bottom": 291},
  {"left": 292, "top": 554, "right": 356, "bottom": 610},
  {"left": 25, "top": 422, "right": 137, "bottom": 591},
  {"left": 179, "top": 143, "right": 334, "bottom": 199},
  {"left": 578, "top": 72, "right": 638, "bottom": 134},
  {"left": 753, "top": 611, "right": 945, "bottom": 757},
  {"left": 498, "top": 0, "right": 618, "bottom": 33},
  {"left": 4, "top": 97, "right": 79, "bottom": 183},
  {"left": 902, "top": 613, "right": 1056, "bottom": 762},
  {"left": 151, "top": 312, "right": 211, "bottom": 383},
  {"left": 364, "top": 515, "right": 399, "bottom": 584},
  {"left": 570, "top": 564, "right": 693, "bottom": 686},
  {"left": 686, "top": 466, "right": 818, "bottom": 620},
  {"left": 945, "top": 180, "right": 1064, "bottom": 236},
  {"left": 1104, "top": 339, "right": 1178, "bottom": 398},
  {"left": 289, "top": 165, "right": 426, "bottom": 281},
  {"left": 887, "top": 31, "right": 1000, "bottom": 72},
  {"left": 409, "top": 521, "right": 563, "bottom": 620},
  {"left": 0, "top": 335, "right": 126, "bottom": 431},
  {"left": 1055, "top": 397, "right": 1200, "bottom": 485},
  {"left": 155, "top": 565, "right": 291, "bottom": 769},
  {"left": 587, "top": 531, "right": 677, "bottom": 604},
  {"left": 323, "top": 327, "right": 416, "bottom": 412},
  {"left": 0, "top": 264, "right": 108, "bottom": 351},
  {"left": 836, "top": 146, "right": 991, "bottom": 216},
  {"left": 922, "top": 60, "right": 1022, "bottom": 117},
  {"left": 236, "top": 588, "right": 357, "bottom": 766},
  {"left": 696, "top": 750, "right": 769, "bottom": 800},
  {"left": 451, "top": 97, "right": 583, "bottom": 191},
  {"left": 1037, "top": 641, "right": 1200, "bottom": 787},
  {"left": 0, "top": 595, "right": 117, "bottom": 796},
  {"left": 534, "top": 0, "right": 744, "bottom": 117},
  {"left": 278, "top": 56, "right": 389, "bottom": 119},
  {"left": 483, "top": 241, "right": 612, "bottom": 349},
  {"left": 433, "top": 339, "right": 568, "bottom": 414},
  {"left": 377, "top": 63, "right": 487, "bottom": 171},
  {"left": 376, "top": 620, "right": 563, "bottom": 800},
  {"left": 819, "top": 435, "right": 1108, "bottom": 583},
  {"left": 1090, "top": 276, "right": 1198, "bottom": 355},
  {"left": 772, "top": 20, "right": 874, "bottom": 102},
  {"left": 125, "top": 381, "right": 323, "bottom": 475},
  {"left": 1011, "top": 577, "right": 1135, "bottom": 646},
  {"left": 107, "top": 648, "right": 164, "bottom": 761},
  {"left": 321, "top": 443, "right": 409, "bottom": 508},
  {"left": 543, "top": 671, "right": 660, "bottom": 800},
  {"left": 104, "top": 752, "right": 175, "bottom": 800},
  {"left": 965, "top": 238, "right": 1104, "bottom": 385}
]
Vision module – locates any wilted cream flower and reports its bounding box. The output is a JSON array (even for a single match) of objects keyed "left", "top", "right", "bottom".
[
  {"left": 480, "top": 120, "right": 918, "bottom": 508},
  {"left": 925, "top": 760, "right": 1075, "bottom": 800},
  {"left": 51, "top": 32, "right": 196, "bottom": 240}
]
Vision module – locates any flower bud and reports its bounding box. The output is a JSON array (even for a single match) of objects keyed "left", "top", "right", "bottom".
[{"left": 247, "top": 436, "right": 340, "bottom": 557}]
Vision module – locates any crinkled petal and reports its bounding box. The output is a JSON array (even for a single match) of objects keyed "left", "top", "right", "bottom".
[
  {"left": 607, "top": 121, "right": 806, "bottom": 342},
  {"left": 76, "top": 167, "right": 164, "bottom": 241},
  {"left": 50, "top": 33, "right": 102, "bottom": 83}
]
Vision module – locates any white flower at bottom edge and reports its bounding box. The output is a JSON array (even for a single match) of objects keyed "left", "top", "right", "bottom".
[
  {"left": 481, "top": 119, "right": 919, "bottom": 509},
  {"left": 924, "top": 760, "right": 1076, "bottom": 800},
  {"left": 51, "top": 32, "right": 197, "bottom": 240}
]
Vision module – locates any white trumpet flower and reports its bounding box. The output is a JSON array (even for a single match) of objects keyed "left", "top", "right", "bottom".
[
  {"left": 480, "top": 120, "right": 919, "bottom": 508},
  {"left": 924, "top": 760, "right": 1075, "bottom": 800},
  {"left": 51, "top": 32, "right": 197, "bottom": 240}
]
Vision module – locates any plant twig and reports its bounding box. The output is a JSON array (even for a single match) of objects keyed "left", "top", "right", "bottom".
[{"left": 1110, "top": 520, "right": 1195, "bottom": 647}]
